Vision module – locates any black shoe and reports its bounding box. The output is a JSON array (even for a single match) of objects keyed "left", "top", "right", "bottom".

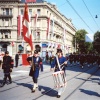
[
  {"left": 98, "top": 83, "right": 100, "bottom": 85},
  {"left": 57, "top": 95, "right": 61, "bottom": 98},
  {"left": 32, "top": 89, "right": 35, "bottom": 93},
  {"left": 9, "top": 81, "right": 12, "bottom": 84},
  {"left": 0, "top": 82, "right": 5, "bottom": 87}
]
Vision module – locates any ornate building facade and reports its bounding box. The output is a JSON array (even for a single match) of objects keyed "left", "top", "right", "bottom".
[{"left": 0, "top": 0, "right": 76, "bottom": 57}]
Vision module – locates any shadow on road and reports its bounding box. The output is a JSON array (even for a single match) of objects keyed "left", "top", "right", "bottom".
[
  {"left": 38, "top": 85, "right": 57, "bottom": 97},
  {"left": 13, "top": 81, "right": 57, "bottom": 97},
  {"left": 76, "top": 77, "right": 100, "bottom": 84},
  {"left": 79, "top": 89, "right": 100, "bottom": 97},
  {"left": 13, "top": 81, "right": 32, "bottom": 90}
]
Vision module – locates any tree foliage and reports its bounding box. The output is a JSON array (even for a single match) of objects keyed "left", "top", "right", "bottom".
[
  {"left": 93, "top": 31, "right": 100, "bottom": 53},
  {"left": 73, "top": 29, "right": 93, "bottom": 53}
]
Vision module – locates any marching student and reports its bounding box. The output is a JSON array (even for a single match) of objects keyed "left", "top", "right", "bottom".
[{"left": 52, "top": 49, "right": 67, "bottom": 98}]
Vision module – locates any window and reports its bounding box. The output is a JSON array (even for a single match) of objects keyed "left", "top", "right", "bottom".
[
  {"left": 5, "top": 32, "right": 8, "bottom": 38},
  {"left": 37, "top": 9, "right": 41, "bottom": 16},
  {"left": 29, "top": 9, "right": 32, "bottom": 16},
  {"left": 5, "top": 8, "right": 9, "bottom": 15},
  {"left": 37, "top": 32, "right": 40, "bottom": 40},
  {"left": 2, "top": 8, "right": 12, "bottom": 15},
  {"left": 21, "top": 9, "right": 24, "bottom": 15},
  {"left": 2, "top": 8, "right": 5, "bottom": 15},
  {"left": 9, "top": 8, "right": 12, "bottom": 15}
]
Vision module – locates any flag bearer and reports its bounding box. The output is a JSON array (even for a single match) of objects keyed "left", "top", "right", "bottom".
[{"left": 27, "top": 50, "right": 42, "bottom": 92}]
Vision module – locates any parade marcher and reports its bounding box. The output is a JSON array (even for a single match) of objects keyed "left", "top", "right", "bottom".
[
  {"left": 0, "top": 51, "right": 14, "bottom": 87},
  {"left": 69, "top": 53, "right": 73, "bottom": 67},
  {"left": 0, "top": 53, "right": 3, "bottom": 68},
  {"left": 27, "top": 50, "right": 42, "bottom": 92},
  {"left": 50, "top": 54, "right": 55, "bottom": 71},
  {"left": 15, "top": 52, "right": 20, "bottom": 67},
  {"left": 79, "top": 53, "right": 85, "bottom": 68},
  {"left": 52, "top": 49, "right": 67, "bottom": 98},
  {"left": 97, "top": 55, "right": 100, "bottom": 67}
]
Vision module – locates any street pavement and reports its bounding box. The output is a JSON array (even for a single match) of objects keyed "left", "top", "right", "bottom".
[{"left": 0, "top": 62, "right": 100, "bottom": 100}]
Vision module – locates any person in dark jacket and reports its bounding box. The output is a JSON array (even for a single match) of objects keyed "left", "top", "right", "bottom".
[
  {"left": 15, "top": 52, "right": 20, "bottom": 67},
  {"left": 0, "top": 51, "right": 13, "bottom": 87},
  {"left": 27, "top": 50, "right": 42, "bottom": 92}
]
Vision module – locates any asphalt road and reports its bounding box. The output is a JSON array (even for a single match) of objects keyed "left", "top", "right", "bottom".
[{"left": 0, "top": 62, "right": 100, "bottom": 100}]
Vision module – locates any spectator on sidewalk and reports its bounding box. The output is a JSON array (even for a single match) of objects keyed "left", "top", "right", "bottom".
[
  {"left": 45, "top": 51, "right": 49, "bottom": 64},
  {"left": 15, "top": 52, "right": 20, "bottom": 67},
  {"left": 0, "top": 52, "right": 4, "bottom": 69}
]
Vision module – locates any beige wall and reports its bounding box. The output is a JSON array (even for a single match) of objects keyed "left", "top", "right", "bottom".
[{"left": 0, "top": 1, "right": 76, "bottom": 57}]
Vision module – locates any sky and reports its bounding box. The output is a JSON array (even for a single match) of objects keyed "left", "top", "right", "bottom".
[{"left": 46, "top": 0, "right": 100, "bottom": 36}]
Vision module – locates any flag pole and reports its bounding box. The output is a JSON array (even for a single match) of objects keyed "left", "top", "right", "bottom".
[{"left": 22, "top": 3, "right": 33, "bottom": 53}]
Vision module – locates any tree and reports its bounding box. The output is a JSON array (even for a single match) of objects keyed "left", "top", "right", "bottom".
[
  {"left": 73, "top": 29, "right": 87, "bottom": 53},
  {"left": 85, "top": 42, "right": 93, "bottom": 53},
  {"left": 93, "top": 31, "right": 100, "bottom": 53}
]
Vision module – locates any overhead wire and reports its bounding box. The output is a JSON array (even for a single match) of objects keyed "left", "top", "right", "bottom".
[
  {"left": 65, "top": 0, "right": 94, "bottom": 33},
  {"left": 82, "top": 0, "right": 100, "bottom": 29}
]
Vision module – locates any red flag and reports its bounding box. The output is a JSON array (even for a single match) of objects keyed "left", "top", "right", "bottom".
[
  {"left": 34, "top": 13, "right": 38, "bottom": 29},
  {"left": 34, "top": 13, "right": 38, "bottom": 37},
  {"left": 47, "top": 17, "right": 50, "bottom": 39},
  {"left": 23, "top": 3, "right": 33, "bottom": 50},
  {"left": 17, "top": 15, "right": 22, "bottom": 36}
]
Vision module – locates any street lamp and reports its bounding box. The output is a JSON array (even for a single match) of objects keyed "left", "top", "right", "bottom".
[{"left": 95, "top": 15, "right": 98, "bottom": 18}]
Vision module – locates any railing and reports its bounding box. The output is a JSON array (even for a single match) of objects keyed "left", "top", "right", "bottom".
[{"left": 0, "top": 14, "right": 13, "bottom": 18}]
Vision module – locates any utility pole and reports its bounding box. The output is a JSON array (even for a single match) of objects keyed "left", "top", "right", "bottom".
[{"left": 75, "top": 37, "right": 76, "bottom": 53}]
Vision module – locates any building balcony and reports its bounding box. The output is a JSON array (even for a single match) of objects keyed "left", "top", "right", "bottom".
[
  {"left": 0, "top": 14, "right": 13, "bottom": 18},
  {"left": 0, "top": 27, "right": 13, "bottom": 30},
  {"left": 0, "top": 38, "right": 15, "bottom": 41}
]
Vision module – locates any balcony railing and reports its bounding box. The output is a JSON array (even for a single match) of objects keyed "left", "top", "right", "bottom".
[{"left": 0, "top": 14, "right": 13, "bottom": 18}]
